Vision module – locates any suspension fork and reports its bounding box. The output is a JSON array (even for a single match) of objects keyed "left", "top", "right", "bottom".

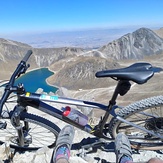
[{"left": 11, "top": 105, "right": 26, "bottom": 147}]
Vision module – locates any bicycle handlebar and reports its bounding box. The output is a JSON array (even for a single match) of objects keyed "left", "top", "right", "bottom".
[{"left": 0, "top": 50, "right": 33, "bottom": 115}]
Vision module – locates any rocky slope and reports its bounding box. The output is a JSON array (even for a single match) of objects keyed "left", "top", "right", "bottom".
[
  {"left": 48, "top": 56, "right": 119, "bottom": 90},
  {"left": 33, "top": 47, "right": 85, "bottom": 67},
  {"left": 99, "top": 28, "right": 163, "bottom": 60}
]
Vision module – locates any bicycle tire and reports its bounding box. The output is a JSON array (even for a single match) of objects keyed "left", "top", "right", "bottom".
[
  {"left": 108, "top": 95, "right": 163, "bottom": 150},
  {"left": 0, "top": 112, "right": 60, "bottom": 151}
]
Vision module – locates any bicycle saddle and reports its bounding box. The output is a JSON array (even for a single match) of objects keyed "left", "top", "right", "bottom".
[{"left": 95, "top": 62, "right": 161, "bottom": 84}]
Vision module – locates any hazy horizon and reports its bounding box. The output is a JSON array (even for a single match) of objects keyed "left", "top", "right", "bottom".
[{"left": 1, "top": 25, "right": 162, "bottom": 49}]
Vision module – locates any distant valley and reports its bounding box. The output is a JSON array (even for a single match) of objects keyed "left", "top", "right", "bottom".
[{"left": 6, "top": 27, "right": 141, "bottom": 49}]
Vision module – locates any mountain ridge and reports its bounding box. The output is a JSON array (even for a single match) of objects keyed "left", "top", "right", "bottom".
[{"left": 0, "top": 27, "right": 163, "bottom": 90}]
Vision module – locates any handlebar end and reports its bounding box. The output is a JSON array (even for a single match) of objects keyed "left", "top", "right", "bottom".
[{"left": 22, "top": 50, "right": 33, "bottom": 62}]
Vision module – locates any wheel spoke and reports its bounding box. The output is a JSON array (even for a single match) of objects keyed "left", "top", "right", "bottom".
[{"left": 0, "top": 113, "right": 59, "bottom": 151}]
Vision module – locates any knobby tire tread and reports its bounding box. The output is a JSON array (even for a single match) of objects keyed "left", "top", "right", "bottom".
[{"left": 109, "top": 95, "right": 163, "bottom": 148}]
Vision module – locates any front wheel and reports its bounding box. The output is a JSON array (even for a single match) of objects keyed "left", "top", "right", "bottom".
[
  {"left": 0, "top": 112, "right": 60, "bottom": 151},
  {"left": 109, "top": 95, "right": 163, "bottom": 150}
]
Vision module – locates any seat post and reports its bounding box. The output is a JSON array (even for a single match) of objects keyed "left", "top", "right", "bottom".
[
  {"left": 96, "top": 81, "right": 121, "bottom": 133},
  {"left": 99, "top": 80, "right": 131, "bottom": 130},
  {"left": 109, "top": 80, "right": 121, "bottom": 106}
]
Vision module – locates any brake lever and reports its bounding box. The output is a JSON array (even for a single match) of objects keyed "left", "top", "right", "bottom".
[{"left": 17, "top": 64, "right": 30, "bottom": 78}]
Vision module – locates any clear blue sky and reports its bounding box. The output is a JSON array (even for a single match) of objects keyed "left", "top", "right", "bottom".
[{"left": 0, "top": 0, "right": 163, "bottom": 36}]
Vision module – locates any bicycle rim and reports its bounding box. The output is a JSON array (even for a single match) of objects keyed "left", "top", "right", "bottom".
[
  {"left": 109, "top": 96, "right": 163, "bottom": 150},
  {"left": 0, "top": 112, "right": 60, "bottom": 151}
]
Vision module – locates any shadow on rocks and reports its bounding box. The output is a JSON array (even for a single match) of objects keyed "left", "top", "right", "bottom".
[{"left": 72, "top": 137, "right": 115, "bottom": 153}]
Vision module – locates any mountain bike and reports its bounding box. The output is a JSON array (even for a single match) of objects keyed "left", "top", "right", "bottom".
[{"left": 0, "top": 50, "right": 163, "bottom": 151}]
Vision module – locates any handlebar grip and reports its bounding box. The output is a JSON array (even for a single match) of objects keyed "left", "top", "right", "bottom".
[{"left": 22, "top": 50, "right": 33, "bottom": 62}]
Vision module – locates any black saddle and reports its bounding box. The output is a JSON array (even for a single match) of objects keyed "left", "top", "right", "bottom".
[{"left": 95, "top": 63, "right": 162, "bottom": 84}]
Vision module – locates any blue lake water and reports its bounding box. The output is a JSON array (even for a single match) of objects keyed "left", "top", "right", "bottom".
[{"left": 15, "top": 68, "right": 58, "bottom": 93}]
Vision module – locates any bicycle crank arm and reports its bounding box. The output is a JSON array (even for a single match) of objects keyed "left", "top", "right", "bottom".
[{"left": 117, "top": 116, "right": 163, "bottom": 139}]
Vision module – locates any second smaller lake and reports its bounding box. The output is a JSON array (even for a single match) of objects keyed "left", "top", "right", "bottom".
[{"left": 15, "top": 68, "right": 58, "bottom": 93}]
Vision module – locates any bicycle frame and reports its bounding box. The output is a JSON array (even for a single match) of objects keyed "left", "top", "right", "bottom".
[
  {"left": 18, "top": 91, "right": 111, "bottom": 139},
  {"left": 16, "top": 80, "right": 163, "bottom": 140}
]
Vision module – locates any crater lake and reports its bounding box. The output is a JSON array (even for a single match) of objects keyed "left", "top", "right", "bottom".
[{"left": 15, "top": 68, "right": 57, "bottom": 93}]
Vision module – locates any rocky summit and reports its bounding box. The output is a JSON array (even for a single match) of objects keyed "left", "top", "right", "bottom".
[{"left": 99, "top": 28, "right": 163, "bottom": 60}]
